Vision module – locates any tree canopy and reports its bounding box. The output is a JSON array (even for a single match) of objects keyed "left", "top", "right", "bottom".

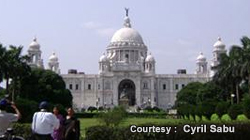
[
  {"left": 175, "top": 81, "right": 223, "bottom": 117},
  {"left": 213, "top": 36, "right": 250, "bottom": 103},
  {"left": 19, "top": 68, "right": 72, "bottom": 107},
  {"left": 0, "top": 44, "right": 30, "bottom": 98}
]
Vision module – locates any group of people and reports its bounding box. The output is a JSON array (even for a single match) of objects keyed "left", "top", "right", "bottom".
[
  {"left": 0, "top": 98, "right": 80, "bottom": 140},
  {"left": 32, "top": 101, "right": 80, "bottom": 140}
]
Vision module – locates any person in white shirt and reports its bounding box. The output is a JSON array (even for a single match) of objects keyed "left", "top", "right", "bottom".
[
  {"left": 31, "top": 101, "right": 59, "bottom": 140},
  {"left": 0, "top": 98, "right": 21, "bottom": 136}
]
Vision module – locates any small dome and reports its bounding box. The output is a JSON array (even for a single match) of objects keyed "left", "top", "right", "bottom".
[
  {"left": 213, "top": 37, "right": 225, "bottom": 49},
  {"left": 49, "top": 52, "right": 58, "bottom": 62},
  {"left": 29, "top": 37, "right": 40, "bottom": 50},
  {"left": 99, "top": 53, "right": 108, "bottom": 62},
  {"left": 145, "top": 53, "right": 155, "bottom": 62},
  {"left": 196, "top": 52, "right": 206, "bottom": 62}
]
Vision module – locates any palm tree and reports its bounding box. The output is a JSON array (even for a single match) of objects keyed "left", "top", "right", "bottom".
[
  {"left": 7, "top": 46, "right": 31, "bottom": 100},
  {"left": 229, "top": 46, "right": 244, "bottom": 104},
  {"left": 213, "top": 46, "right": 244, "bottom": 104},
  {"left": 1, "top": 45, "right": 30, "bottom": 99},
  {"left": 213, "top": 53, "right": 230, "bottom": 94},
  {"left": 0, "top": 44, "right": 7, "bottom": 83},
  {"left": 240, "top": 36, "right": 250, "bottom": 95}
]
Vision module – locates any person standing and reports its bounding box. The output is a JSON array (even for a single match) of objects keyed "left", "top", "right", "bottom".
[
  {"left": 64, "top": 107, "right": 80, "bottom": 140},
  {"left": 31, "top": 101, "right": 59, "bottom": 140},
  {"left": 0, "top": 98, "right": 21, "bottom": 136},
  {"left": 52, "top": 105, "right": 64, "bottom": 140}
]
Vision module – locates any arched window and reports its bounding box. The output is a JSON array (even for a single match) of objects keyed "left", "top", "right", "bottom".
[
  {"left": 69, "top": 84, "right": 73, "bottom": 90},
  {"left": 163, "top": 84, "right": 166, "bottom": 90},
  {"left": 175, "top": 84, "right": 179, "bottom": 90},
  {"left": 88, "top": 84, "right": 91, "bottom": 90}
]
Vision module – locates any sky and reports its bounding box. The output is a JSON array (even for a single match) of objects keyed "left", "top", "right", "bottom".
[{"left": 0, "top": 0, "right": 250, "bottom": 75}]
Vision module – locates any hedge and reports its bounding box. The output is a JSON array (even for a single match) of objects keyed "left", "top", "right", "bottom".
[
  {"left": 75, "top": 112, "right": 168, "bottom": 118},
  {"left": 86, "top": 122, "right": 250, "bottom": 140},
  {"left": 12, "top": 123, "right": 32, "bottom": 139}
]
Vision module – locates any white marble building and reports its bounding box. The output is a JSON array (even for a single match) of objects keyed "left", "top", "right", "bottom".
[{"left": 27, "top": 10, "right": 226, "bottom": 110}]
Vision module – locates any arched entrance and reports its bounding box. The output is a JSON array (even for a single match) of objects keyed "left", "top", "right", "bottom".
[{"left": 118, "top": 79, "right": 136, "bottom": 106}]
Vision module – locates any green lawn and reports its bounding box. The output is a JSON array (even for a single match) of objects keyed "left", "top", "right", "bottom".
[{"left": 79, "top": 118, "right": 185, "bottom": 138}]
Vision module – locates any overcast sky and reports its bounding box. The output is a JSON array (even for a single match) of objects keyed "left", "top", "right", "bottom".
[{"left": 0, "top": 0, "right": 250, "bottom": 75}]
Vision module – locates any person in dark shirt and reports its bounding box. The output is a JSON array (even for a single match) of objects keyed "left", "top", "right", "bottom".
[{"left": 64, "top": 107, "right": 80, "bottom": 140}]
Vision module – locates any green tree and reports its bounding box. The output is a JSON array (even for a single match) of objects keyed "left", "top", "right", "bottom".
[
  {"left": 240, "top": 37, "right": 250, "bottom": 95},
  {"left": 0, "top": 44, "right": 7, "bottom": 83},
  {"left": 19, "top": 68, "right": 72, "bottom": 107},
  {"left": 99, "top": 106, "right": 127, "bottom": 127},
  {"left": 214, "top": 45, "right": 245, "bottom": 103},
  {"left": 175, "top": 82, "right": 203, "bottom": 116},
  {"left": 7, "top": 46, "right": 31, "bottom": 100},
  {"left": 197, "top": 82, "right": 223, "bottom": 103},
  {"left": 0, "top": 44, "right": 30, "bottom": 99}
]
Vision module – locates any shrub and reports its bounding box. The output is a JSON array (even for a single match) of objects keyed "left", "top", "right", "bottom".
[
  {"left": 127, "top": 112, "right": 166, "bottom": 118},
  {"left": 221, "top": 114, "right": 232, "bottom": 122},
  {"left": 242, "top": 94, "right": 250, "bottom": 118},
  {"left": 228, "top": 104, "right": 243, "bottom": 120},
  {"left": 12, "top": 123, "right": 32, "bottom": 139},
  {"left": 98, "top": 106, "right": 104, "bottom": 111},
  {"left": 189, "top": 114, "right": 194, "bottom": 121},
  {"left": 85, "top": 126, "right": 114, "bottom": 140},
  {"left": 201, "top": 115, "right": 209, "bottom": 121},
  {"left": 144, "top": 106, "right": 153, "bottom": 112},
  {"left": 195, "top": 115, "right": 201, "bottom": 122},
  {"left": 98, "top": 106, "right": 127, "bottom": 127},
  {"left": 81, "top": 108, "right": 86, "bottom": 112},
  {"left": 88, "top": 106, "right": 97, "bottom": 113},
  {"left": 152, "top": 106, "right": 161, "bottom": 112},
  {"left": 184, "top": 115, "right": 189, "bottom": 120},
  {"left": 215, "top": 101, "right": 230, "bottom": 117},
  {"left": 210, "top": 113, "right": 220, "bottom": 122},
  {"left": 236, "top": 114, "right": 248, "bottom": 121}
]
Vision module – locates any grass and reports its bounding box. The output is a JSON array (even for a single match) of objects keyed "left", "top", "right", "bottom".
[{"left": 79, "top": 118, "right": 185, "bottom": 138}]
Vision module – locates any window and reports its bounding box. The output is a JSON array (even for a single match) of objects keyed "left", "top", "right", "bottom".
[
  {"left": 143, "top": 82, "right": 148, "bottom": 89},
  {"left": 98, "top": 84, "right": 100, "bottom": 90},
  {"left": 182, "top": 84, "right": 185, "bottom": 88},
  {"left": 69, "top": 84, "right": 73, "bottom": 90},
  {"left": 125, "top": 54, "right": 129, "bottom": 59},
  {"left": 75, "top": 84, "right": 79, "bottom": 90},
  {"left": 163, "top": 84, "right": 166, "bottom": 90},
  {"left": 88, "top": 84, "right": 91, "bottom": 90},
  {"left": 175, "top": 84, "right": 179, "bottom": 90}
]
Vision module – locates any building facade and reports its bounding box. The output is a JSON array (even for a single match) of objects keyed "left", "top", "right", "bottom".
[{"left": 27, "top": 10, "right": 226, "bottom": 110}]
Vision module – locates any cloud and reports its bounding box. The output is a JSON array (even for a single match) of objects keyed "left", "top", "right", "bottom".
[
  {"left": 83, "top": 21, "right": 101, "bottom": 29},
  {"left": 82, "top": 21, "right": 115, "bottom": 37}
]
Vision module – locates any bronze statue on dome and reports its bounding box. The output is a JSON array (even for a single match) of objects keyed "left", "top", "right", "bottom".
[{"left": 125, "top": 8, "right": 129, "bottom": 17}]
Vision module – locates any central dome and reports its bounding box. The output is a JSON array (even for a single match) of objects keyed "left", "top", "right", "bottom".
[{"left": 111, "top": 27, "right": 144, "bottom": 44}]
